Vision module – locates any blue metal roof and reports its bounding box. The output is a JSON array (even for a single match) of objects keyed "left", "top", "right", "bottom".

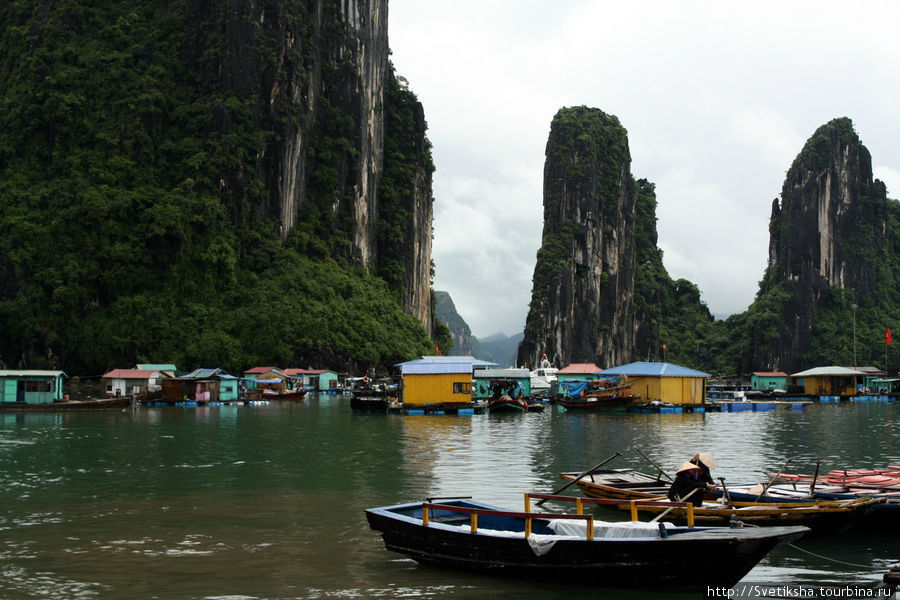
[
  {"left": 395, "top": 355, "right": 498, "bottom": 375},
  {"left": 600, "top": 362, "right": 710, "bottom": 378},
  {"left": 181, "top": 368, "right": 237, "bottom": 379}
]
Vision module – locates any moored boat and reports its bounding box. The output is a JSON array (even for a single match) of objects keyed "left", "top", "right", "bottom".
[
  {"left": 590, "top": 496, "right": 879, "bottom": 532},
  {"left": 365, "top": 496, "right": 809, "bottom": 589},
  {"left": 0, "top": 396, "right": 132, "bottom": 411},
  {"left": 559, "top": 469, "right": 675, "bottom": 500},
  {"left": 487, "top": 394, "right": 528, "bottom": 412},
  {"left": 556, "top": 377, "right": 638, "bottom": 411},
  {"left": 262, "top": 388, "right": 308, "bottom": 401},
  {"left": 529, "top": 355, "right": 558, "bottom": 393}
]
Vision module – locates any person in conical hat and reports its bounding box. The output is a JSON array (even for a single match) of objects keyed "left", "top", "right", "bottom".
[
  {"left": 667, "top": 461, "right": 716, "bottom": 506},
  {"left": 692, "top": 453, "right": 716, "bottom": 485}
]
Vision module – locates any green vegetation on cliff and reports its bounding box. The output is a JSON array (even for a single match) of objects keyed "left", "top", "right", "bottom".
[
  {"left": 0, "top": 1, "right": 434, "bottom": 373},
  {"left": 632, "top": 180, "right": 716, "bottom": 369}
]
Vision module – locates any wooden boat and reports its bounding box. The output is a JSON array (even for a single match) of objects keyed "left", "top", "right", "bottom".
[
  {"left": 559, "top": 469, "right": 678, "bottom": 501},
  {"left": 0, "top": 397, "right": 132, "bottom": 411},
  {"left": 348, "top": 382, "right": 398, "bottom": 411},
  {"left": 592, "top": 496, "right": 879, "bottom": 531},
  {"left": 721, "top": 481, "right": 900, "bottom": 528},
  {"left": 556, "top": 378, "right": 638, "bottom": 411},
  {"left": 261, "top": 388, "right": 308, "bottom": 401},
  {"left": 556, "top": 391, "right": 637, "bottom": 411},
  {"left": 559, "top": 470, "right": 881, "bottom": 530},
  {"left": 487, "top": 394, "right": 528, "bottom": 412},
  {"left": 350, "top": 391, "right": 390, "bottom": 411},
  {"left": 365, "top": 496, "right": 808, "bottom": 589}
]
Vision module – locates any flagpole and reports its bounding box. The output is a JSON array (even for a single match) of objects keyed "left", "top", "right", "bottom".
[{"left": 886, "top": 326, "right": 892, "bottom": 374}]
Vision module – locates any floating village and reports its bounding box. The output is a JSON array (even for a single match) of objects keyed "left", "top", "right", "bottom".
[
  {"left": 2, "top": 354, "right": 898, "bottom": 413},
  {"left": 2, "top": 358, "right": 900, "bottom": 592}
]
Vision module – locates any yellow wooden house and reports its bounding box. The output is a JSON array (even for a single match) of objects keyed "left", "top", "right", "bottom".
[
  {"left": 396, "top": 356, "right": 496, "bottom": 408},
  {"left": 599, "top": 361, "right": 710, "bottom": 405},
  {"left": 790, "top": 366, "right": 866, "bottom": 396}
]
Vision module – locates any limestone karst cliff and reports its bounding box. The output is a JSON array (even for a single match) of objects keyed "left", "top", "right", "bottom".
[
  {"left": 0, "top": 1, "right": 435, "bottom": 372},
  {"left": 742, "top": 118, "right": 897, "bottom": 372},
  {"left": 518, "top": 107, "right": 638, "bottom": 368},
  {"left": 185, "top": 0, "right": 433, "bottom": 328},
  {"left": 518, "top": 106, "right": 715, "bottom": 372}
]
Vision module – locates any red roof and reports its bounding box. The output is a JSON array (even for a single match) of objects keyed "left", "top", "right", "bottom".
[
  {"left": 102, "top": 369, "right": 159, "bottom": 379},
  {"left": 557, "top": 363, "right": 604, "bottom": 374},
  {"left": 244, "top": 366, "right": 280, "bottom": 374},
  {"left": 282, "top": 368, "right": 331, "bottom": 375},
  {"left": 753, "top": 371, "right": 788, "bottom": 377}
]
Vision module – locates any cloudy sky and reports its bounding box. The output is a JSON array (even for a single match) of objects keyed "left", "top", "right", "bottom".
[{"left": 388, "top": 1, "right": 900, "bottom": 339}]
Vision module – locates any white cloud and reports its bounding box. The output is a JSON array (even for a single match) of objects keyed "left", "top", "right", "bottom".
[{"left": 390, "top": 1, "right": 900, "bottom": 337}]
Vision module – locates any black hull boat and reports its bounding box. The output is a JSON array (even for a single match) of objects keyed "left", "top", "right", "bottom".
[
  {"left": 487, "top": 394, "right": 528, "bottom": 412},
  {"left": 0, "top": 397, "right": 132, "bottom": 411},
  {"left": 365, "top": 498, "right": 808, "bottom": 590}
]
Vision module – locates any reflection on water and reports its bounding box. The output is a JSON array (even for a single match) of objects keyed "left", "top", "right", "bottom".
[{"left": 0, "top": 399, "right": 897, "bottom": 598}]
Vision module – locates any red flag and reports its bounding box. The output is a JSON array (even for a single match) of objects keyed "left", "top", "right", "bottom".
[
  {"left": 434, "top": 342, "right": 440, "bottom": 355},
  {"left": 887, "top": 327, "right": 892, "bottom": 345},
  {"left": 662, "top": 344, "right": 667, "bottom": 351}
]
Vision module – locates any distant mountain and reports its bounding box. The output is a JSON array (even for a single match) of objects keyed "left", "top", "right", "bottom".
[
  {"left": 434, "top": 291, "right": 479, "bottom": 356},
  {"left": 478, "top": 332, "right": 524, "bottom": 368},
  {"left": 434, "top": 291, "right": 523, "bottom": 366}
]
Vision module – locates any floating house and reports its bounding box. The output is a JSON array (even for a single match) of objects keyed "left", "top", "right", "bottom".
[
  {"left": 856, "top": 366, "right": 887, "bottom": 392},
  {"left": 136, "top": 363, "right": 178, "bottom": 378},
  {"left": 242, "top": 367, "right": 285, "bottom": 392},
  {"left": 283, "top": 368, "right": 339, "bottom": 392},
  {"left": 750, "top": 371, "right": 788, "bottom": 392},
  {"left": 599, "top": 362, "right": 710, "bottom": 405},
  {"left": 395, "top": 356, "right": 496, "bottom": 409},
  {"left": 102, "top": 368, "right": 171, "bottom": 398},
  {"left": 790, "top": 366, "right": 867, "bottom": 396},
  {"left": 472, "top": 368, "right": 531, "bottom": 400},
  {"left": 0, "top": 370, "right": 67, "bottom": 404},
  {"left": 180, "top": 368, "right": 240, "bottom": 401},
  {"left": 556, "top": 363, "right": 604, "bottom": 382},
  {"left": 161, "top": 375, "right": 221, "bottom": 403}
]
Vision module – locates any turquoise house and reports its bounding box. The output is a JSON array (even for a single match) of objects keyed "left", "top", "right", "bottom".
[
  {"left": 181, "top": 368, "right": 240, "bottom": 401},
  {"left": 472, "top": 368, "right": 531, "bottom": 400},
  {"left": 750, "top": 371, "right": 788, "bottom": 391},
  {"left": 242, "top": 367, "right": 285, "bottom": 391},
  {"left": 0, "top": 370, "right": 67, "bottom": 404},
  {"left": 283, "top": 369, "right": 340, "bottom": 391},
  {"left": 137, "top": 363, "right": 178, "bottom": 377}
]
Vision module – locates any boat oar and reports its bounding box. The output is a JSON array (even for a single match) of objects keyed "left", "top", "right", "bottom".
[
  {"left": 754, "top": 458, "right": 791, "bottom": 502},
  {"left": 649, "top": 487, "right": 700, "bottom": 523},
  {"left": 808, "top": 460, "right": 821, "bottom": 497},
  {"left": 635, "top": 447, "right": 673, "bottom": 482},
  {"left": 718, "top": 477, "right": 731, "bottom": 506},
  {"left": 536, "top": 451, "right": 621, "bottom": 505}
]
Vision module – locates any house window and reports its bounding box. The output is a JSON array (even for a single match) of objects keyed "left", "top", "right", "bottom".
[
  {"left": 24, "top": 380, "right": 51, "bottom": 393},
  {"left": 452, "top": 382, "right": 471, "bottom": 394}
]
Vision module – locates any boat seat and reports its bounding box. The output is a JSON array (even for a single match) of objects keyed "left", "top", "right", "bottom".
[{"left": 546, "top": 519, "right": 671, "bottom": 538}]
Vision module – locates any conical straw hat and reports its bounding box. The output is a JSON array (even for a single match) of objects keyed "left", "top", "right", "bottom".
[
  {"left": 698, "top": 453, "right": 715, "bottom": 469},
  {"left": 677, "top": 461, "right": 700, "bottom": 473}
]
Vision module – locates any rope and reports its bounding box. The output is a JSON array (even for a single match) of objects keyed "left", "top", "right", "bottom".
[
  {"left": 741, "top": 522, "right": 883, "bottom": 570},
  {"left": 785, "top": 541, "right": 883, "bottom": 570}
]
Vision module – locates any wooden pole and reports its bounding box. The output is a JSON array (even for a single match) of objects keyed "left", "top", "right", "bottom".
[
  {"left": 635, "top": 447, "right": 673, "bottom": 481},
  {"left": 718, "top": 477, "right": 731, "bottom": 506},
  {"left": 650, "top": 487, "right": 700, "bottom": 523},
  {"left": 536, "top": 451, "right": 621, "bottom": 505},
  {"left": 754, "top": 458, "right": 791, "bottom": 502},
  {"left": 808, "top": 460, "right": 821, "bottom": 497}
]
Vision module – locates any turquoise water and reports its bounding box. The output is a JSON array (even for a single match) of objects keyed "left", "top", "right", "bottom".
[{"left": 0, "top": 398, "right": 897, "bottom": 598}]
